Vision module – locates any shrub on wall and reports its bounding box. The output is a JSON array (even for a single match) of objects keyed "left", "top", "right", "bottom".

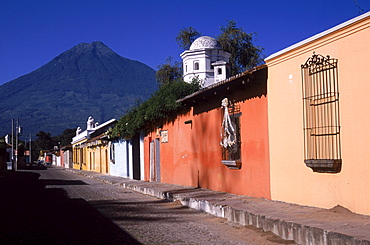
[{"left": 110, "top": 79, "right": 200, "bottom": 139}]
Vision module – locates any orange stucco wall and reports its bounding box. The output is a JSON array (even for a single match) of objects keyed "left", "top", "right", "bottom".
[
  {"left": 144, "top": 93, "right": 270, "bottom": 199},
  {"left": 143, "top": 137, "right": 151, "bottom": 181},
  {"left": 265, "top": 13, "right": 370, "bottom": 215}
]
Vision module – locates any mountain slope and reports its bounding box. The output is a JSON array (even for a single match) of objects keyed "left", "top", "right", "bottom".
[{"left": 0, "top": 41, "right": 157, "bottom": 136}]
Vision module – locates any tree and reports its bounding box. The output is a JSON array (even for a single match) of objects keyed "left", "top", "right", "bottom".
[
  {"left": 175, "top": 20, "right": 264, "bottom": 76},
  {"left": 30, "top": 131, "right": 53, "bottom": 162},
  {"left": 29, "top": 129, "right": 76, "bottom": 162},
  {"left": 35, "top": 131, "right": 54, "bottom": 151},
  {"left": 156, "top": 57, "right": 183, "bottom": 85},
  {"left": 52, "top": 128, "right": 77, "bottom": 147},
  {"left": 218, "top": 20, "right": 264, "bottom": 75},
  {"left": 176, "top": 27, "right": 201, "bottom": 50},
  {"left": 353, "top": 0, "right": 364, "bottom": 13}
]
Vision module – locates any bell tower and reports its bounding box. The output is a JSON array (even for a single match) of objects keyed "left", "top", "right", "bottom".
[{"left": 180, "top": 36, "right": 230, "bottom": 87}]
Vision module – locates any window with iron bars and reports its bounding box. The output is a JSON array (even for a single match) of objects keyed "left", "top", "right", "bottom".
[
  {"left": 301, "top": 53, "right": 342, "bottom": 173},
  {"left": 221, "top": 100, "right": 242, "bottom": 169}
]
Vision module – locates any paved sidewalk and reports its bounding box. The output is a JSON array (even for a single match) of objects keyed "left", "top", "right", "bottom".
[{"left": 66, "top": 168, "right": 370, "bottom": 245}]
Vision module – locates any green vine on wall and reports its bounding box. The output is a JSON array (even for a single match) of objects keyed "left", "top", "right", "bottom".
[{"left": 110, "top": 79, "right": 200, "bottom": 139}]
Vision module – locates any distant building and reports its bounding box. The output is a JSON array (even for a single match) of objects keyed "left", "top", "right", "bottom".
[
  {"left": 71, "top": 116, "right": 116, "bottom": 172},
  {"left": 180, "top": 36, "right": 231, "bottom": 87},
  {"left": 60, "top": 145, "right": 72, "bottom": 168}
]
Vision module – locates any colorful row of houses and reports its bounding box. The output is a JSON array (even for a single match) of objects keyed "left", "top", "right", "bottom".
[{"left": 66, "top": 12, "right": 370, "bottom": 216}]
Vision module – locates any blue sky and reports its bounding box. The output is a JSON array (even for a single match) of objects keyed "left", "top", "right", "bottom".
[{"left": 1, "top": 0, "right": 369, "bottom": 85}]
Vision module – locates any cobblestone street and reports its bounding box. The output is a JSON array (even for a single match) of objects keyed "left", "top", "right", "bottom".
[{"left": 0, "top": 167, "right": 294, "bottom": 244}]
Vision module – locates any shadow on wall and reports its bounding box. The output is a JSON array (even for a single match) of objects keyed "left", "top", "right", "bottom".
[{"left": 193, "top": 67, "right": 267, "bottom": 115}]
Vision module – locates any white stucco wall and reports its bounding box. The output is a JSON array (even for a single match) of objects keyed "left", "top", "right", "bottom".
[
  {"left": 110, "top": 139, "right": 131, "bottom": 178},
  {"left": 140, "top": 133, "right": 145, "bottom": 180}
]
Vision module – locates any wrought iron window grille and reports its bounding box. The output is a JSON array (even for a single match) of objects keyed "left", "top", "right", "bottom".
[{"left": 301, "top": 53, "right": 342, "bottom": 173}]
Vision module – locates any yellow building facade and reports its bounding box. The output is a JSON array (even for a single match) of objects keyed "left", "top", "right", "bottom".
[
  {"left": 265, "top": 12, "right": 370, "bottom": 215},
  {"left": 71, "top": 117, "right": 116, "bottom": 173},
  {"left": 72, "top": 135, "right": 88, "bottom": 170},
  {"left": 84, "top": 135, "right": 110, "bottom": 173}
]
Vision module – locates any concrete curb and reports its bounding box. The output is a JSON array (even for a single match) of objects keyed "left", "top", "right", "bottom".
[{"left": 65, "top": 168, "right": 370, "bottom": 245}]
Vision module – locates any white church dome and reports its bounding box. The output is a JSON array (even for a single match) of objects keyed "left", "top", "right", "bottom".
[{"left": 190, "top": 36, "right": 222, "bottom": 50}]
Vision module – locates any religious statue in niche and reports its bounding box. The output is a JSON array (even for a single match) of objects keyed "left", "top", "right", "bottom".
[
  {"left": 220, "top": 98, "right": 238, "bottom": 153},
  {"left": 220, "top": 98, "right": 241, "bottom": 168}
]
